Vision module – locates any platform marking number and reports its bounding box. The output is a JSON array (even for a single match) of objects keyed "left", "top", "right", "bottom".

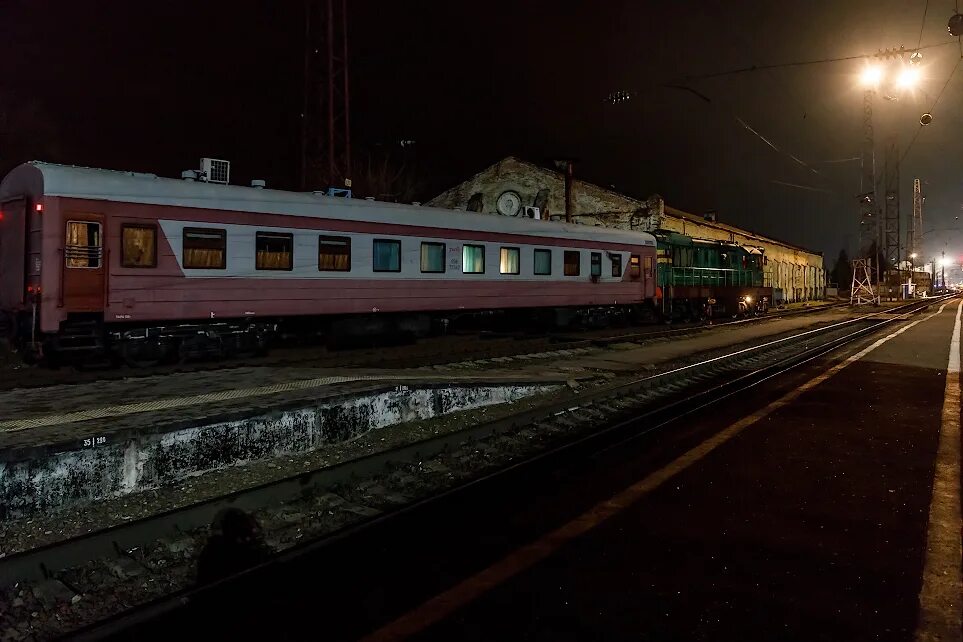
[{"left": 83, "top": 435, "right": 107, "bottom": 448}]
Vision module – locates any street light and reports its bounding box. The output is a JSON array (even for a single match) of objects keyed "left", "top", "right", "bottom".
[
  {"left": 896, "top": 66, "right": 921, "bottom": 89},
  {"left": 860, "top": 64, "right": 883, "bottom": 87}
]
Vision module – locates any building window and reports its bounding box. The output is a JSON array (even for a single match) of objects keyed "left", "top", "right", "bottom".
[
  {"left": 463, "top": 244, "right": 485, "bottom": 274},
  {"left": 564, "top": 250, "right": 580, "bottom": 276},
  {"left": 121, "top": 224, "right": 156, "bottom": 268},
  {"left": 256, "top": 231, "right": 293, "bottom": 271},
  {"left": 319, "top": 236, "right": 351, "bottom": 271},
  {"left": 65, "top": 221, "right": 103, "bottom": 268},
  {"left": 373, "top": 239, "right": 402, "bottom": 272},
  {"left": 183, "top": 227, "right": 226, "bottom": 269},
  {"left": 421, "top": 242, "right": 446, "bottom": 273},
  {"left": 500, "top": 247, "right": 520, "bottom": 275},
  {"left": 591, "top": 252, "right": 602, "bottom": 277},
  {"left": 534, "top": 249, "right": 552, "bottom": 275},
  {"left": 611, "top": 254, "right": 622, "bottom": 277},
  {"left": 629, "top": 254, "right": 641, "bottom": 278}
]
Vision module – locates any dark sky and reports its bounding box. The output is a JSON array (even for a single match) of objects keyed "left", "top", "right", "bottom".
[{"left": 2, "top": 0, "right": 962, "bottom": 264}]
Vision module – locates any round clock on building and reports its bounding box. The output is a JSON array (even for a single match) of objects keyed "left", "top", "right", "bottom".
[{"left": 495, "top": 190, "right": 522, "bottom": 216}]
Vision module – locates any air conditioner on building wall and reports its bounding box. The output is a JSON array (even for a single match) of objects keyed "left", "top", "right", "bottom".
[
  {"left": 199, "top": 158, "right": 231, "bottom": 184},
  {"left": 522, "top": 206, "right": 541, "bottom": 220}
]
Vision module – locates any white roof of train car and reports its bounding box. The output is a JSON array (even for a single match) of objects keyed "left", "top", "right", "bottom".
[{"left": 2, "top": 162, "right": 655, "bottom": 247}]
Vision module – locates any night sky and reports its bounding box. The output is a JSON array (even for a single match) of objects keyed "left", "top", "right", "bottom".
[{"left": 2, "top": 0, "right": 962, "bottom": 265}]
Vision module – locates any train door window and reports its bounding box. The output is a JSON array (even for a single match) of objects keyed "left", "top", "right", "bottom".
[
  {"left": 463, "top": 244, "right": 485, "bottom": 274},
  {"left": 590, "top": 252, "right": 602, "bottom": 277},
  {"left": 499, "top": 247, "right": 520, "bottom": 275},
  {"left": 421, "top": 242, "right": 446, "bottom": 273},
  {"left": 256, "top": 231, "right": 293, "bottom": 271},
  {"left": 65, "top": 221, "right": 103, "bottom": 268},
  {"left": 121, "top": 224, "right": 156, "bottom": 268},
  {"left": 564, "top": 250, "right": 580, "bottom": 276},
  {"left": 534, "top": 249, "right": 552, "bottom": 275},
  {"left": 629, "top": 254, "right": 641, "bottom": 278},
  {"left": 319, "top": 236, "right": 351, "bottom": 271},
  {"left": 644, "top": 256, "right": 653, "bottom": 277},
  {"left": 373, "top": 239, "right": 401, "bottom": 272},
  {"left": 183, "top": 227, "right": 226, "bottom": 269},
  {"left": 611, "top": 254, "right": 622, "bottom": 277}
]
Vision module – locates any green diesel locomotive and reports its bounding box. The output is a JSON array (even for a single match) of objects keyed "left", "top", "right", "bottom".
[{"left": 654, "top": 231, "right": 772, "bottom": 321}]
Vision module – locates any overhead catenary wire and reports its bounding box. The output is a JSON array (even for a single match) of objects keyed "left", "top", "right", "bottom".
[
  {"left": 917, "top": 0, "right": 930, "bottom": 50},
  {"left": 901, "top": 56, "right": 962, "bottom": 163}
]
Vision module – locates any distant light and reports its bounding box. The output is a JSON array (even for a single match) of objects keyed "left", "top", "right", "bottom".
[
  {"left": 940, "top": 257, "right": 951, "bottom": 267},
  {"left": 896, "top": 66, "right": 921, "bottom": 89},
  {"left": 35, "top": 203, "right": 43, "bottom": 212},
  {"left": 0, "top": 211, "right": 3, "bottom": 221},
  {"left": 860, "top": 65, "right": 883, "bottom": 87},
  {"left": 910, "top": 253, "right": 919, "bottom": 259}
]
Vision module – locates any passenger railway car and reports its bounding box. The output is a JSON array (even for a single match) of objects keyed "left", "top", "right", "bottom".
[
  {"left": 0, "top": 162, "right": 658, "bottom": 365},
  {"left": 654, "top": 231, "right": 772, "bottom": 321}
]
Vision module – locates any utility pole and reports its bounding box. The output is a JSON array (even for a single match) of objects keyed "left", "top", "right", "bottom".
[
  {"left": 883, "top": 135, "right": 901, "bottom": 273},
  {"left": 301, "top": 0, "right": 351, "bottom": 193},
  {"left": 908, "top": 178, "right": 923, "bottom": 264},
  {"left": 851, "top": 87, "right": 880, "bottom": 305},
  {"left": 942, "top": 250, "right": 946, "bottom": 291}
]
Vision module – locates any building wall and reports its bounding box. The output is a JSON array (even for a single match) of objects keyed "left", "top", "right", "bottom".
[{"left": 428, "top": 156, "right": 826, "bottom": 302}]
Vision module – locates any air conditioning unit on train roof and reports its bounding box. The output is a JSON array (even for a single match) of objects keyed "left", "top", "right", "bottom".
[{"left": 199, "top": 158, "right": 230, "bottom": 184}]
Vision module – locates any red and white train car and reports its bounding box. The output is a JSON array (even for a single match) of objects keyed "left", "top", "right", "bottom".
[{"left": 0, "top": 162, "right": 657, "bottom": 364}]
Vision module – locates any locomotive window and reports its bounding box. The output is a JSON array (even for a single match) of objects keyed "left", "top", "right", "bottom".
[
  {"left": 373, "top": 239, "right": 402, "bottom": 272},
  {"left": 611, "top": 254, "right": 622, "bottom": 277},
  {"left": 65, "top": 221, "right": 103, "bottom": 269},
  {"left": 319, "top": 236, "right": 351, "bottom": 271},
  {"left": 183, "top": 227, "right": 226, "bottom": 269},
  {"left": 421, "top": 242, "right": 446, "bottom": 273},
  {"left": 629, "top": 254, "right": 641, "bottom": 278},
  {"left": 534, "top": 249, "right": 552, "bottom": 275},
  {"left": 499, "top": 247, "right": 520, "bottom": 275},
  {"left": 121, "top": 224, "right": 157, "bottom": 268},
  {"left": 463, "top": 244, "right": 485, "bottom": 274},
  {"left": 590, "top": 252, "right": 602, "bottom": 277},
  {"left": 563, "top": 251, "right": 580, "bottom": 276},
  {"left": 256, "top": 231, "right": 293, "bottom": 271}
]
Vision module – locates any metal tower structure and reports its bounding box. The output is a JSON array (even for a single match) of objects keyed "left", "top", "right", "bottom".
[
  {"left": 301, "top": 0, "right": 352, "bottom": 193},
  {"left": 882, "top": 135, "right": 901, "bottom": 269},
  {"left": 852, "top": 88, "right": 879, "bottom": 305},
  {"left": 908, "top": 178, "right": 923, "bottom": 262}
]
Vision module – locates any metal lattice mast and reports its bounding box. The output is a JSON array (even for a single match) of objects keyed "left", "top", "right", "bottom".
[
  {"left": 883, "top": 135, "right": 900, "bottom": 270},
  {"left": 852, "top": 88, "right": 879, "bottom": 304},
  {"left": 909, "top": 178, "right": 923, "bottom": 261},
  {"left": 301, "top": 0, "right": 352, "bottom": 192}
]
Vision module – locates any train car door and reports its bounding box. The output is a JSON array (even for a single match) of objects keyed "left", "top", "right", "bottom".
[
  {"left": 0, "top": 198, "right": 26, "bottom": 310},
  {"left": 62, "top": 216, "right": 105, "bottom": 311}
]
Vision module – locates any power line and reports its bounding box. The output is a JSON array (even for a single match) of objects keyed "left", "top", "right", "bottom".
[
  {"left": 901, "top": 56, "right": 962, "bottom": 163},
  {"left": 917, "top": 0, "right": 930, "bottom": 50}
]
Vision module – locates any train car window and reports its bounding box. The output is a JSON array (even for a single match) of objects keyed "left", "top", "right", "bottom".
[
  {"left": 463, "top": 244, "right": 485, "bottom": 274},
  {"left": 421, "top": 242, "right": 446, "bottom": 273},
  {"left": 183, "top": 228, "right": 226, "bottom": 269},
  {"left": 319, "top": 236, "right": 351, "bottom": 271},
  {"left": 629, "top": 254, "right": 641, "bottom": 278},
  {"left": 590, "top": 252, "right": 602, "bottom": 277},
  {"left": 499, "top": 247, "right": 520, "bottom": 275},
  {"left": 564, "top": 251, "right": 580, "bottom": 276},
  {"left": 534, "top": 249, "right": 552, "bottom": 275},
  {"left": 256, "top": 232, "right": 293, "bottom": 271},
  {"left": 373, "top": 239, "right": 402, "bottom": 272},
  {"left": 611, "top": 254, "right": 622, "bottom": 277},
  {"left": 65, "top": 221, "right": 103, "bottom": 268},
  {"left": 644, "top": 255, "right": 653, "bottom": 277},
  {"left": 121, "top": 224, "right": 157, "bottom": 268}
]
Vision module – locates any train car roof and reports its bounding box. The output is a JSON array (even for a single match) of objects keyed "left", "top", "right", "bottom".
[{"left": 1, "top": 162, "right": 656, "bottom": 247}]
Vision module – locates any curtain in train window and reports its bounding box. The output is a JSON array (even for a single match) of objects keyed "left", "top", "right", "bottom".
[
  {"left": 629, "top": 254, "right": 641, "bottom": 278},
  {"left": 183, "top": 227, "right": 226, "bottom": 269},
  {"left": 421, "top": 242, "right": 446, "bottom": 273},
  {"left": 499, "top": 247, "right": 520, "bottom": 275},
  {"left": 319, "top": 236, "right": 351, "bottom": 271},
  {"left": 121, "top": 225, "right": 156, "bottom": 268},
  {"left": 644, "top": 255, "right": 653, "bottom": 277},
  {"left": 563, "top": 251, "right": 580, "bottom": 276},
  {"left": 590, "top": 252, "right": 602, "bottom": 277},
  {"left": 462, "top": 244, "right": 485, "bottom": 274},
  {"left": 256, "top": 232, "right": 293, "bottom": 270},
  {"left": 65, "top": 221, "right": 102, "bottom": 268},
  {"left": 611, "top": 254, "right": 622, "bottom": 277},
  {"left": 534, "top": 249, "right": 552, "bottom": 275},
  {"left": 373, "top": 239, "right": 401, "bottom": 272}
]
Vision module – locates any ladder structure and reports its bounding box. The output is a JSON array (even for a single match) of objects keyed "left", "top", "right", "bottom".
[{"left": 851, "top": 258, "right": 879, "bottom": 305}]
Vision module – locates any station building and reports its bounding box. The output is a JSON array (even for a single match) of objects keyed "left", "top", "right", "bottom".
[{"left": 429, "top": 156, "right": 826, "bottom": 303}]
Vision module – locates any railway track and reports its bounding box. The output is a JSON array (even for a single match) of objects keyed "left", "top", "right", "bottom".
[
  {"left": 0, "top": 298, "right": 932, "bottom": 640},
  {"left": 0, "top": 302, "right": 848, "bottom": 391}
]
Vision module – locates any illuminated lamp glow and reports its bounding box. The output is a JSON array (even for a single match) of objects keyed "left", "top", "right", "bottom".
[
  {"left": 860, "top": 65, "right": 883, "bottom": 87},
  {"left": 35, "top": 203, "right": 43, "bottom": 212},
  {"left": 896, "top": 66, "right": 921, "bottom": 89}
]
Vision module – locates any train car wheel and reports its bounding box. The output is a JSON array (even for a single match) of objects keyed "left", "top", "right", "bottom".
[{"left": 121, "top": 340, "right": 169, "bottom": 368}]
